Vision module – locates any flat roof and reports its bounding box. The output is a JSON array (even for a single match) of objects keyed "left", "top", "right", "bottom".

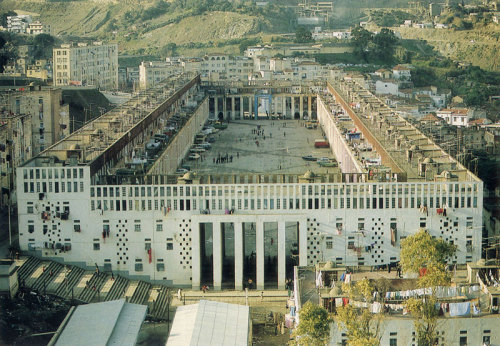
[
  {"left": 167, "top": 300, "right": 249, "bottom": 346},
  {"left": 329, "top": 80, "right": 480, "bottom": 182},
  {"left": 53, "top": 299, "right": 147, "bottom": 346},
  {"left": 24, "top": 73, "right": 199, "bottom": 172}
]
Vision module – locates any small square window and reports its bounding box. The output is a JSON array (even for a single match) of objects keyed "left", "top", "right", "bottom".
[
  {"left": 93, "top": 243, "right": 100, "bottom": 251},
  {"left": 135, "top": 263, "right": 143, "bottom": 272},
  {"left": 134, "top": 224, "right": 141, "bottom": 232},
  {"left": 157, "top": 263, "right": 165, "bottom": 271},
  {"left": 156, "top": 223, "right": 163, "bottom": 232},
  {"left": 326, "top": 241, "right": 333, "bottom": 249},
  {"left": 166, "top": 243, "right": 173, "bottom": 250}
]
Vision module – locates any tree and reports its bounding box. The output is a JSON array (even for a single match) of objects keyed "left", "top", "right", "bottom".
[
  {"left": 336, "top": 279, "right": 380, "bottom": 346},
  {"left": 0, "top": 10, "right": 16, "bottom": 28},
  {"left": 399, "top": 229, "right": 456, "bottom": 275},
  {"left": 401, "top": 229, "right": 456, "bottom": 345},
  {"left": 350, "top": 26, "right": 372, "bottom": 61},
  {"left": 290, "top": 301, "right": 331, "bottom": 345},
  {"left": 33, "top": 34, "right": 56, "bottom": 60},
  {"left": 405, "top": 296, "right": 441, "bottom": 345},
  {"left": 295, "top": 26, "right": 313, "bottom": 43},
  {"left": 372, "top": 28, "right": 398, "bottom": 62}
]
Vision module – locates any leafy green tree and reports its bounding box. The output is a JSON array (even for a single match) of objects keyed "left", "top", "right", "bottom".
[
  {"left": 401, "top": 229, "right": 456, "bottom": 345},
  {"left": 336, "top": 279, "right": 380, "bottom": 346},
  {"left": 399, "top": 229, "right": 456, "bottom": 275},
  {"left": 295, "top": 26, "right": 313, "bottom": 43},
  {"left": 405, "top": 296, "right": 441, "bottom": 345},
  {"left": 350, "top": 26, "right": 372, "bottom": 61},
  {"left": 33, "top": 34, "right": 56, "bottom": 60},
  {"left": 372, "top": 28, "right": 398, "bottom": 62},
  {"left": 290, "top": 301, "right": 331, "bottom": 345}
]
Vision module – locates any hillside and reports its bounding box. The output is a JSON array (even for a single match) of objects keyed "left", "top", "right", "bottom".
[
  {"left": 395, "top": 26, "right": 500, "bottom": 71},
  {"left": 0, "top": 0, "right": 293, "bottom": 56}
]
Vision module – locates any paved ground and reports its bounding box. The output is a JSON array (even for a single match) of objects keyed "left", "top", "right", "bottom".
[{"left": 187, "top": 119, "right": 340, "bottom": 175}]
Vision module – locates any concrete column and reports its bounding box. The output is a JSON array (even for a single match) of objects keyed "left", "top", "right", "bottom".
[
  {"left": 291, "top": 96, "right": 295, "bottom": 119},
  {"left": 282, "top": 96, "right": 286, "bottom": 118},
  {"left": 192, "top": 223, "right": 201, "bottom": 289},
  {"left": 231, "top": 97, "right": 235, "bottom": 120},
  {"left": 213, "top": 222, "right": 223, "bottom": 290},
  {"left": 223, "top": 97, "right": 227, "bottom": 120},
  {"left": 214, "top": 97, "right": 218, "bottom": 119},
  {"left": 299, "top": 219, "right": 308, "bottom": 266},
  {"left": 256, "top": 221, "right": 265, "bottom": 290},
  {"left": 278, "top": 221, "right": 286, "bottom": 289},
  {"left": 249, "top": 96, "right": 253, "bottom": 118},
  {"left": 299, "top": 96, "right": 304, "bottom": 119},
  {"left": 239, "top": 96, "right": 243, "bottom": 118},
  {"left": 234, "top": 222, "right": 244, "bottom": 290},
  {"left": 308, "top": 96, "right": 312, "bottom": 117}
]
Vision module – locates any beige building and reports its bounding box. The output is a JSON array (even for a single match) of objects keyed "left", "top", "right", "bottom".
[
  {"left": 53, "top": 42, "right": 118, "bottom": 90},
  {"left": 4, "top": 86, "right": 69, "bottom": 155},
  {"left": 26, "top": 21, "right": 52, "bottom": 35},
  {"left": 139, "top": 61, "right": 183, "bottom": 90}
]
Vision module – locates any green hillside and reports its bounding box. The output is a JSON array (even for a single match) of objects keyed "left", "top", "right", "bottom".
[{"left": 0, "top": 0, "right": 295, "bottom": 56}]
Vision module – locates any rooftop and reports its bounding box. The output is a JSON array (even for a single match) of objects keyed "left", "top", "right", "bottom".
[
  {"left": 23, "top": 73, "right": 200, "bottom": 174},
  {"left": 167, "top": 300, "right": 249, "bottom": 346},
  {"left": 329, "top": 80, "right": 479, "bottom": 182},
  {"left": 51, "top": 299, "right": 147, "bottom": 346}
]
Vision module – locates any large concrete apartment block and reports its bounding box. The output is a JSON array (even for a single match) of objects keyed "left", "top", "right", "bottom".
[
  {"left": 16, "top": 74, "right": 483, "bottom": 291},
  {"left": 53, "top": 42, "right": 118, "bottom": 90}
]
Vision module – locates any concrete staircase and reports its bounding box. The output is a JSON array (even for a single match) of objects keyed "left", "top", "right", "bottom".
[{"left": 15, "top": 256, "right": 174, "bottom": 320}]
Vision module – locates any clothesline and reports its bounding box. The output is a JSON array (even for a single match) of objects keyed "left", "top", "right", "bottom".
[{"left": 381, "top": 284, "right": 479, "bottom": 301}]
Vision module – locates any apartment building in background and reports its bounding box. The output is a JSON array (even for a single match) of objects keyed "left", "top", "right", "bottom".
[{"left": 53, "top": 42, "right": 118, "bottom": 90}]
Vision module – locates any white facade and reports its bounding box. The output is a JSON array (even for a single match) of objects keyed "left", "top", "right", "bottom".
[
  {"left": 16, "top": 168, "right": 483, "bottom": 289},
  {"left": 15, "top": 78, "right": 484, "bottom": 292},
  {"left": 330, "top": 315, "right": 499, "bottom": 345},
  {"left": 392, "top": 65, "right": 412, "bottom": 80},
  {"left": 375, "top": 80, "right": 400, "bottom": 96},
  {"left": 7, "top": 15, "right": 32, "bottom": 33},
  {"left": 53, "top": 42, "right": 118, "bottom": 90},
  {"left": 436, "top": 108, "right": 472, "bottom": 127}
]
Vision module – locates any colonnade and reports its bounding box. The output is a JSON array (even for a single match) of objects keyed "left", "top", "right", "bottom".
[
  {"left": 191, "top": 216, "right": 307, "bottom": 290},
  {"left": 209, "top": 95, "right": 317, "bottom": 120}
]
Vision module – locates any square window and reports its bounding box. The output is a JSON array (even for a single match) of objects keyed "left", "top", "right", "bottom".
[
  {"left": 326, "top": 241, "right": 333, "bottom": 249},
  {"left": 166, "top": 243, "right": 173, "bottom": 250},
  {"left": 157, "top": 263, "right": 165, "bottom": 271},
  {"left": 156, "top": 223, "right": 163, "bottom": 232},
  {"left": 93, "top": 243, "right": 100, "bottom": 251}
]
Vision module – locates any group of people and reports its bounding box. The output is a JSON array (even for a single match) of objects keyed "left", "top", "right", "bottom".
[{"left": 213, "top": 153, "right": 235, "bottom": 164}]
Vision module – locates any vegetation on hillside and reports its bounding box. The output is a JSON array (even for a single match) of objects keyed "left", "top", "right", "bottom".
[
  {"left": 351, "top": 26, "right": 399, "bottom": 64},
  {"left": 370, "top": 9, "right": 417, "bottom": 27}
]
